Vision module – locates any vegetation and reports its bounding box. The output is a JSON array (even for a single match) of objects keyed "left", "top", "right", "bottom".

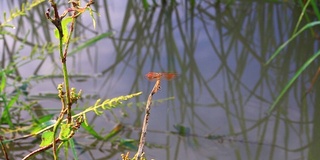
[
  {"left": 266, "top": 0, "right": 320, "bottom": 113},
  {"left": 1, "top": 0, "right": 320, "bottom": 160}
]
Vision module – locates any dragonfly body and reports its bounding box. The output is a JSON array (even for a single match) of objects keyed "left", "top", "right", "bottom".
[{"left": 145, "top": 72, "right": 178, "bottom": 81}]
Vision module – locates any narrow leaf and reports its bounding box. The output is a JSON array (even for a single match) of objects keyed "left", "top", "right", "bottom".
[
  {"left": 81, "top": 123, "right": 103, "bottom": 140},
  {"left": 104, "top": 124, "right": 124, "bottom": 141},
  {"left": 2, "top": 92, "right": 20, "bottom": 128},
  {"left": 267, "top": 50, "right": 320, "bottom": 114},
  {"left": 0, "top": 71, "right": 6, "bottom": 92},
  {"left": 68, "top": 31, "right": 115, "bottom": 56},
  {"left": 69, "top": 138, "right": 79, "bottom": 160},
  {"left": 31, "top": 120, "right": 56, "bottom": 135},
  {"left": 117, "top": 139, "right": 137, "bottom": 150},
  {"left": 35, "top": 114, "right": 55, "bottom": 124},
  {"left": 266, "top": 21, "right": 320, "bottom": 65}
]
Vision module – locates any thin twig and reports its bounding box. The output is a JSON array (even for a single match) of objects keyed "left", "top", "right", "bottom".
[
  {"left": 0, "top": 136, "right": 9, "bottom": 160},
  {"left": 136, "top": 79, "right": 161, "bottom": 159},
  {"left": 22, "top": 138, "right": 61, "bottom": 160}
]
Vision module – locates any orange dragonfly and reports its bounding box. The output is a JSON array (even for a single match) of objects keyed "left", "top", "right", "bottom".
[{"left": 145, "top": 72, "right": 178, "bottom": 81}]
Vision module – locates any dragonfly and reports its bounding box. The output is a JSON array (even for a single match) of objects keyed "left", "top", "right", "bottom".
[
  {"left": 137, "top": 72, "right": 178, "bottom": 157},
  {"left": 145, "top": 72, "right": 178, "bottom": 81}
]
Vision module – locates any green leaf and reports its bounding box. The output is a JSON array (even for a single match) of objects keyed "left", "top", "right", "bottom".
[
  {"left": 40, "top": 131, "right": 54, "bottom": 147},
  {"left": 116, "top": 139, "right": 137, "bottom": 150},
  {"left": 0, "top": 71, "right": 6, "bottom": 92},
  {"left": 1, "top": 92, "right": 19, "bottom": 128},
  {"left": 31, "top": 120, "right": 56, "bottom": 135},
  {"left": 68, "top": 31, "right": 115, "bottom": 56},
  {"left": 54, "top": 17, "right": 72, "bottom": 43},
  {"left": 35, "top": 114, "right": 55, "bottom": 124},
  {"left": 59, "top": 123, "right": 72, "bottom": 140},
  {"left": 104, "top": 124, "right": 123, "bottom": 141},
  {"left": 267, "top": 50, "right": 320, "bottom": 114},
  {"left": 266, "top": 21, "right": 320, "bottom": 65},
  {"left": 81, "top": 123, "right": 123, "bottom": 141},
  {"left": 62, "top": 140, "right": 69, "bottom": 158},
  {"left": 310, "top": 0, "right": 320, "bottom": 20},
  {"left": 69, "top": 138, "right": 79, "bottom": 160},
  {"left": 265, "top": 21, "right": 320, "bottom": 114},
  {"left": 81, "top": 123, "right": 103, "bottom": 140}
]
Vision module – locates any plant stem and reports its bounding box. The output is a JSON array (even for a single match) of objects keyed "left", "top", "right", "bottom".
[
  {"left": 22, "top": 138, "right": 61, "bottom": 160},
  {"left": 136, "top": 79, "right": 161, "bottom": 159},
  {"left": 0, "top": 136, "right": 9, "bottom": 160},
  {"left": 46, "top": 1, "right": 71, "bottom": 158},
  {"left": 62, "top": 18, "right": 75, "bottom": 124},
  {"left": 51, "top": 13, "right": 64, "bottom": 160},
  {"left": 52, "top": 108, "right": 67, "bottom": 160}
]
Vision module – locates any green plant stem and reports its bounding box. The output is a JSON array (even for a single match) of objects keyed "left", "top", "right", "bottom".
[
  {"left": 62, "top": 43, "right": 72, "bottom": 124},
  {"left": 47, "top": 3, "right": 71, "bottom": 157},
  {"left": 63, "top": 17, "right": 77, "bottom": 124},
  {"left": 51, "top": 17, "right": 66, "bottom": 159},
  {"left": 52, "top": 109, "right": 66, "bottom": 160}
]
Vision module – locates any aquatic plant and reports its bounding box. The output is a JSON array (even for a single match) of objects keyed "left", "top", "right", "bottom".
[{"left": 0, "top": 1, "right": 141, "bottom": 159}]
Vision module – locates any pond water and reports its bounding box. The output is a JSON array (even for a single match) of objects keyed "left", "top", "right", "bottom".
[{"left": 1, "top": 0, "right": 320, "bottom": 160}]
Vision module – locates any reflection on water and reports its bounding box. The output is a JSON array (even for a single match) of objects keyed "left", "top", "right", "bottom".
[{"left": 1, "top": 0, "right": 320, "bottom": 159}]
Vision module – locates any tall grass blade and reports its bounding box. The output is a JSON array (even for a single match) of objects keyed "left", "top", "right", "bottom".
[
  {"left": 1, "top": 93, "right": 19, "bottom": 128},
  {"left": 293, "top": 0, "right": 311, "bottom": 34},
  {"left": 310, "top": 0, "right": 320, "bottom": 20},
  {"left": 81, "top": 123, "right": 123, "bottom": 141},
  {"left": 267, "top": 50, "right": 320, "bottom": 114},
  {"left": 81, "top": 123, "right": 104, "bottom": 140},
  {"left": 0, "top": 71, "right": 6, "bottom": 92},
  {"left": 69, "top": 138, "right": 79, "bottom": 160},
  {"left": 68, "top": 31, "right": 114, "bottom": 56},
  {"left": 266, "top": 21, "right": 320, "bottom": 65},
  {"left": 31, "top": 120, "right": 56, "bottom": 135}
]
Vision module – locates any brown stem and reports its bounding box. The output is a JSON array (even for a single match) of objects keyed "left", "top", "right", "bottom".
[
  {"left": 136, "top": 79, "right": 161, "bottom": 159},
  {"left": 22, "top": 138, "right": 61, "bottom": 160},
  {"left": 0, "top": 136, "right": 9, "bottom": 160}
]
